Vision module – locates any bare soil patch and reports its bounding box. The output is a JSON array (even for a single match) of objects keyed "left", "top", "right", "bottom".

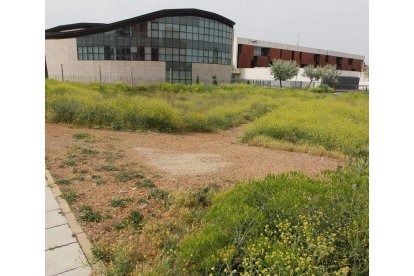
[{"left": 45, "top": 123, "right": 343, "bottom": 260}]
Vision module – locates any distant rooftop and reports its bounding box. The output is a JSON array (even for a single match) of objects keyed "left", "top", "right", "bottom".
[{"left": 237, "top": 37, "right": 364, "bottom": 61}]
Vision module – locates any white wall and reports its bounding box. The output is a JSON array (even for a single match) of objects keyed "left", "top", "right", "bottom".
[{"left": 237, "top": 67, "right": 361, "bottom": 82}]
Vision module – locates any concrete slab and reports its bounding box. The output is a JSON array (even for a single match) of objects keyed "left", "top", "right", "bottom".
[
  {"left": 45, "top": 243, "right": 90, "bottom": 276},
  {"left": 46, "top": 209, "right": 67, "bottom": 229},
  {"left": 46, "top": 187, "right": 60, "bottom": 212},
  {"left": 45, "top": 224, "right": 76, "bottom": 250}
]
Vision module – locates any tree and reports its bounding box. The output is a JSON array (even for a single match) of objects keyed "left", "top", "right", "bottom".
[
  {"left": 322, "top": 64, "right": 341, "bottom": 88},
  {"left": 269, "top": 59, "right": 299, "bottom": 89},
  {"left": 303, "top": 65, "right": 324, "bottom": 88}
]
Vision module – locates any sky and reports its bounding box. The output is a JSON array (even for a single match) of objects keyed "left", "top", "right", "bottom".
[{"left": 45, "top": 0, "right": 369, "bottom": 63}]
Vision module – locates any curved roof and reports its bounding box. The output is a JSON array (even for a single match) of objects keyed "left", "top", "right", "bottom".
[{"left": 46, "top": 8, "right": 235, "bottom": 39}]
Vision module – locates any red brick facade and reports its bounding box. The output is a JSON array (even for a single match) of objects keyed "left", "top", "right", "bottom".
[{"left": 237, "top": 43, "right": 363, "bottom": 72}]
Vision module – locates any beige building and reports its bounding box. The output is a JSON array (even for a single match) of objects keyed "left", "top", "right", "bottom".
[{"left": 45, "top": 9, "right": 235, "bottom": 85}]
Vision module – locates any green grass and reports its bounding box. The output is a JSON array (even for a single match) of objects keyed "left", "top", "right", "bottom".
[
  {"left": 148, "top": 188, "right": 170, "bottom": 200},
  {"left": 55, "top": 178, "right": 71, "bottom": 185},
  {"left": 71, "top": 175, "right": 85, "bottom": 181},
  {"left": 113, "top": 219, "right": 129, "bottom": 230},
  {"left": 92, "top": 241, "right": 141, "bottom": 276},
  {"left": 97, "top": 165, "right": 118, "bottom": 171},
  {"left": 46, "top": 81, "right": 367, "bottom": 159},
  {"left": 80, "top": 146, "right": 99, "bottom": 155},
  {"left": 242, "top": 92, "right": 368, "bottom": 158},
  {"left": 79, "top": 205, "right": 102, "bottom": 222},
  {"left": 61, "top": 158, "right": 77, "bottom": 167},
  {"left": 129, "top": 210, "right": 144, "bottom": 230},
  {"left": 46, "top": 80, "right": 279, "bottom": 132},
  {"left": 135, "top": 179, "right": 155, "bottom": 189},
  {"left": 109, "top": 197, "right": 132, "bottom": 208},
  {"left": 73, "top": 132, "right": 93, "bottom": 140},
  {"left": 116, "top": 171, "right": 144, "bottom": 182},
  {"left": 61, "top": 190, "right": 79, "bottom": 204},
  {"left": 173, "top": 160, "right": 368, "bottom": 275},
  {"left": 91, "top": 175, "right": 105, "bottom": 185}
]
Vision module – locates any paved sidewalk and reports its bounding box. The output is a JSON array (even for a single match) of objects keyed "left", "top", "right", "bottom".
[{"left": 45, "top": 180, "right": 92, "bottom": 276}]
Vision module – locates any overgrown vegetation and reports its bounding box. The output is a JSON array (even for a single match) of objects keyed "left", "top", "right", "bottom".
[
  {"left": 165, "top": 161, "right": 368, "bottom": 275},
  {"left": 46, "top": 80, "right": 368, "bottom": 275},
  {"left": 242, "top": 92, "right": 368, "bottom": 158},
  {"left": 46, "top": 80, "right": 278, "bottom": 132},
  {"left": 46, "top": 80, "right": 367, "bottom": 159}
]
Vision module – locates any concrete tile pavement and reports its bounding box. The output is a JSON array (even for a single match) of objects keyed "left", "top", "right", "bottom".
[{"left": 45, "top": 180, "right": 92, "bottom": 276}]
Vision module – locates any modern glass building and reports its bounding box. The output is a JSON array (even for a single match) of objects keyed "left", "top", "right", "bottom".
[{"left": 46, "top": 9, "right": 235, "bottom": 84}]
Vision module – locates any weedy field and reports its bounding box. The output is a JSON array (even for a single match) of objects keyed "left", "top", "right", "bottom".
[{"left": 45, "top": 80, "right": 368, "bottom": 275}]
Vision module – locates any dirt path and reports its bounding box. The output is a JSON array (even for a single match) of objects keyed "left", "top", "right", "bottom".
[
  {"left": 45, "top": 123, "right": 344, "bottom": 252},
  {"left": 46, "top": 123, "right": 343, "bottom": 192}
]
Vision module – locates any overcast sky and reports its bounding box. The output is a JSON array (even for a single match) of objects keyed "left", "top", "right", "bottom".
[{"left": 45, "top": 0, "right": 369, "bottom": 63}]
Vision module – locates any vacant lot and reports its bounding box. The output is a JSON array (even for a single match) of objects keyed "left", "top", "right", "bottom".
[{"left": 45, "top": 81, "right": 368, "bottom": 275}]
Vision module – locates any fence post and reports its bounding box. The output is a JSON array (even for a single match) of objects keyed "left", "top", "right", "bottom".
[
  {"left": 60, "top": 64, "right": 64, "bottom": 81},
  {"left": 99, "top": 66, "right": 102, "bottom": 83},
  {"left": 169, "top": 68, "right": 172, "bottom": 84},
  {"left": 131, "top": 71, "right": 134, "bottom": 85}
]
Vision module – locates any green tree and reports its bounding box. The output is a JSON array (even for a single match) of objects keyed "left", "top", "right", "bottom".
[
  {"left": 303, "top": 65, "right": 324, "bottom": 88},
  {"left": 269, "top": 59, "right": 299, "bottom": 89},
  {"left": 322, "top": 64, "right": 341, "bottom": 88}
]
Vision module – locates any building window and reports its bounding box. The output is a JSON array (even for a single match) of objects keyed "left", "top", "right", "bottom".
[
  {"left": 325, "top": 55, "right": 329, "bottom": 63},
  {"left": 314, "top": 54, "right": 320, "bottom": 65},
  {"left": 336, "top": 57, "right": 343, "bottom": 69},
  {"left": 254, "top": 47, "right": 261, "bottom": 56},
  {"left": 75, "top": 15, "right": 234, "bottom": 83},
  {"left": 348, "top": 58, "right": 353, "bottom": 65}
]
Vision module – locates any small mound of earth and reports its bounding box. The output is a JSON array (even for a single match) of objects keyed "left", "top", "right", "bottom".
[{"left": 134, "top": 147, "right": 231, "bottom": 175}]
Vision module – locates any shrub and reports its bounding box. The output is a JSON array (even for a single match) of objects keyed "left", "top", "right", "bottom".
[
  {"left": 310, "top": 84, "right": 335, "bottom": 93},
  {"left": 175, "top": 161, "right": 368, "bottom": 275}
]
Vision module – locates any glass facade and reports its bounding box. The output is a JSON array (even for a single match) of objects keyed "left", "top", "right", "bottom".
[{"left": 76, "top": 15, "right": 233, "bottom": 84}]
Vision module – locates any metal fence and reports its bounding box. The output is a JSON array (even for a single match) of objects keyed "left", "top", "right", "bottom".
[
  {"left": 47, "top": 74, "right": 368, "bottom": 91},
  {"left": 234, "top": 78, "right": 369, "bottom": 91},
  {"left": 234, "top": 79, "right": 320, "bottom": 88},
  {"left": 48, "top": 74, "right": 165, "bottom": 85}
]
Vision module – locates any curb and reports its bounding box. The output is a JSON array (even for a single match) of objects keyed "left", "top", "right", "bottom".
[{"left": 46, "top": 170, "right": 106, "bottom": 275}]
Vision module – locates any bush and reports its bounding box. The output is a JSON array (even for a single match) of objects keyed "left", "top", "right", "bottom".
[
  {"left": 310, "top": 84, "right": 335, "bottom": 93},
  {"left": 175, "top": 161, "right": 368, "bottom": 275}
]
